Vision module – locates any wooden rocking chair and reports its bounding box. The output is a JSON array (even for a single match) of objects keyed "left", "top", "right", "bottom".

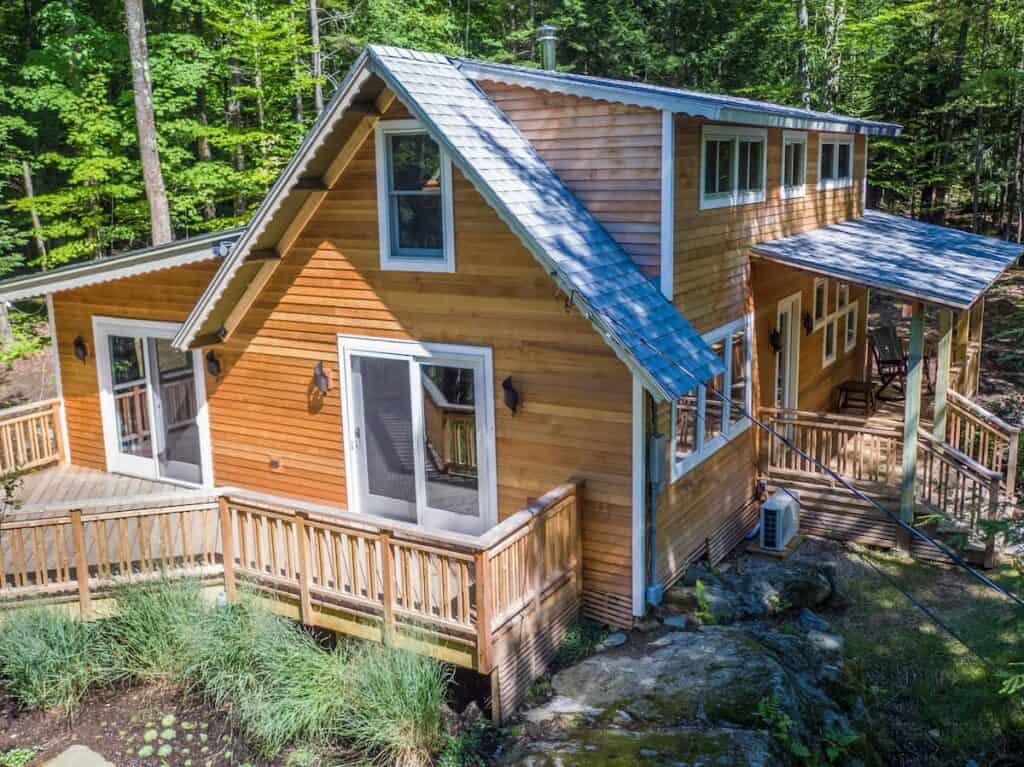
[{"left": 870, "top": 325, "right": 933, "bottom": 401}]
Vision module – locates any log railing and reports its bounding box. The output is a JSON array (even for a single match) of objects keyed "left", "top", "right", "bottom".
[
  {"left": 0, "top": 398, "right": 63, "bottom": 474},
  {"left": 1, "top": 481, "right": 583, "bottom": 674},
  {"left": 760, "top": 407, "right": 1005, "bottom": 548},
  {"left": 945, "top": 390, "right": 1020, "bottom": 498}
]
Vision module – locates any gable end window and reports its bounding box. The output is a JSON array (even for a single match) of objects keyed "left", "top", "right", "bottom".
[
  {"left": 672, "top": 314, "right": 753, "bottom": 480},
  {"left": 781, "top": 131, "right": 808, "bottom": 199},
  {"left": 700, "top": 126, "right": 768, "bottom": 210},
  {"left": 375, "top": 119, "right": 455, "bottom": 272},
  {"left": 818, "top": 134, "right": 855, "bottom": 190}
]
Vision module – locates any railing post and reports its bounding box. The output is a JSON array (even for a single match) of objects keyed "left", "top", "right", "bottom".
[
  {"left": 50, "top": 401, "right": 65, "bottom": 464},
  {"left": 572, "top": 481, "right": 584, "bottom": 598},
  {"left": 1006, "top": 430, "right": 1019, "bottom": 500},
  {"left": 69, "top": 509, "right": 91, "bottom": 618},
  {"left": 933, "top": 309, "right": 953, "bottom": 441},
  {"left": 218, "top": 497, "right": 237, "bottom": 602},
  {"left": 380, "top": 531, "right": 396, "bottom": 646},
  {"left": 475, "top": 549, "right": 492, "bottom": 674},
  {"left": 984, "top": 474, "right": 1002, "bottom": 568},
  {"left": 295, "top": 511, "right": 315, "bottom": 627},
  {"left": 530, "top": 512, "right": 545, "bottom": 627},
  {"left": 900, "top": 301, "right": 925, "bottom": 537}
]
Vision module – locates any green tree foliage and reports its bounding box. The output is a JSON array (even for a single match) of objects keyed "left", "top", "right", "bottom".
[{"left": 1, "top": 0, "right": 1023, "bottom": 276}]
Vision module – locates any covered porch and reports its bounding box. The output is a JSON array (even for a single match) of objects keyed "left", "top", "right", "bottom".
[{"left": 752, "top": 210, "right": 1022, "bottom": 562}]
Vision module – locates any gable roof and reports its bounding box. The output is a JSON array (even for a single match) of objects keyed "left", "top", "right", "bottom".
[
  {"left": 174, "top": 45, "right": 726, "bottom": 400},
  {"left": 456, "top": 59, "right": 902, "bottom": 137},
  {"left": 752, "top": 210, "right": 1023, "bottom": 310},
  {"left": 0, "top": 228, "right": 243, "bottom": 302}
]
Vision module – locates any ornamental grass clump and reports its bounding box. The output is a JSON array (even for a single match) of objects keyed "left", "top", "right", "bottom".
[{"left": 0, "top": 607, "right": 119, "bottom": 715}]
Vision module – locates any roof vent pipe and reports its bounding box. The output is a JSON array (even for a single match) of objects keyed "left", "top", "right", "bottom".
[{"left": 538, "top": 25, "right": 557, "bottom": 71}]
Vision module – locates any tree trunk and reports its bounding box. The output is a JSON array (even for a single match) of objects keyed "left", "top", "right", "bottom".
[
  {"left": 822, "top": 0, "right": 846, "bottom": 110},
  {"left": 309, "top": 0, "right": 323, "bottom": 113},
  {"left": 795, "top": 0, "right": 811, "bottom": 108},
  {"left": 931, "top": 9, "right": 971, "bottom": 225},
  {"left": 124, "top": 0, "right": 172, "bottom": 245},
  {"left": 193, "top": 11, "right": 216, "bottom": 221},
  {"left": 1016, "top": 42, "right": 1024, "bottom": 242},
  {"left": 227, "top": 58, "right": 246, "bottom": 218},
  {"left": 21, "top": 160, "right": 47, "bottom": 264},
  {"left": 971, "top": 0, "right": 992, "bottom": 232}
]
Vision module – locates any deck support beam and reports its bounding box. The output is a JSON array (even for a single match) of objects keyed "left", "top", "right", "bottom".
[
  {"left": 933, "top": 309, "right": 953, "bottom": 441},
  {"left": 900, "top": 301, "right": 925, "bottom": 526}
]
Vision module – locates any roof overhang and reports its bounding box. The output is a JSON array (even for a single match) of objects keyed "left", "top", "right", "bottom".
[
  {"left": 456, "top": 59, "right": 902, "bottom": 137},
  {"left": 751, "top": 210, "right": 1023, "bottom": 310},
  {"left": 0, "top": 228, "right": 243, "bottom": 302}
]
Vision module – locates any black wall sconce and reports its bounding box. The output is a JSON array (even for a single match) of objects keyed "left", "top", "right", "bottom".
[
  {"left": 768, "top": 328, "right": 783, "bottom": 354},
  {"left": 502, "top": 376, "right": 519, "bottom": 414},
  {"left": 205, "top": 350, "right": 222, "bottom": 379},
  {"left": 72, "top": 335, "right": 88, "bottom": 363},
  {"left": 312, "top": 361, "right": 331, "bottom": 395},
  {"left": 802, "top": 311, "right": 814, "bottom": 336}
]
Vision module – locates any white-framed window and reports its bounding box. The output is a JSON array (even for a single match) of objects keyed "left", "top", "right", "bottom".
[
  {"left": 823, "top": 315, "right": 838, "bottom": 366},
  {"left": 700, "top": 126, "right": 768, "bottom": 210},
  {"left": 813, "top": 277, "right": 828, "bottom": 327},
  {"left": 837, "top": 282, "right": 849, "bottom": 309},
  {"left": 672, "top": 314, "right": 753, "bottom": 480},
  {"left": 818, "top": 134, "right": 855, "bottom": 190},
  {"left": 844, "top": 302, "right": 858, "bottom": 352},
  {"left": 375, "top": 119, "right": 455, "bottom": 272},
  {"left": 781, "top": 130, "right": 808, "bottom": 199}
]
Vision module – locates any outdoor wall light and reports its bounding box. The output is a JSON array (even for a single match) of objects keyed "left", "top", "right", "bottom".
[
  {"left": 502, "top": 376, "right": 519, "bottom": 414},
  {"left": 313, "top": 361, "right": 331, "bottom": 395},
  {"left": 205, "top": 350, "right": 222, "bottom": 379},
  {"left": 72, "top": 335, "right": 88, "bottom": 362},
  {"left": 802, "top": 311, "right": 814, "bottom": 336},
  {"left": 768, "top": 328, "right": 783, "bottom": 354}
]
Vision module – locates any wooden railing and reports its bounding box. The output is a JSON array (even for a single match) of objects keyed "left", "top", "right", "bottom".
[
  {"left": 422, "top": 382, "right": 477, "bottom": 475},
  {"left": 945, "top": 390, "right": 1020, "bottom": 498},
  {"left": 0, "top": 399, "right": 63, "bottom": 474},
  {"left": 760, "top": 408, "right": 1005, "bottom": 550},
  {"left": 1, "top": 482, "right": 583, "bottom": 674}
]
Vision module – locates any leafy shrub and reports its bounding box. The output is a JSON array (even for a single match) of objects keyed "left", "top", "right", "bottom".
[
  {"left": 553, "top": 619, "right": 608, "bottom": 667},
  {"left": 0, "top": 749, "right": 36, "bottom": 767},
  {"left": 0, "top": 608, "right": 119, "bottom": 715},
  {"left": 437, "top": 719, "right": 493, "bottom": 767},
  {"left": 340, "top": 643, "right": 452, "bottom": 767}
]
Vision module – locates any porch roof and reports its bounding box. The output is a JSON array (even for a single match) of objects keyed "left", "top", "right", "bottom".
[{"left": 751, "top": 210, "right": 1023, "bottom": 310}]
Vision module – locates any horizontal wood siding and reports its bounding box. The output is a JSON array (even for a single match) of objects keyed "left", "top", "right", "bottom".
[
  {"left": 212, "top": 114, "right": 636, "bottom": 627},
  {"left": 52, "top": 262, "right": 220, "bottom": 471},
  {"left": 652, "top": 119, "right": 867, "bottom": 591},
  {"left": 479, "top": 81, "right": 663, "bottom": 278}
]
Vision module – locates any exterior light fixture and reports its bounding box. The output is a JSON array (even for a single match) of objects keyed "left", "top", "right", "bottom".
[
  {"left": 502, "top": 376, "right": 519, "bottom": 414},
  {"left": 768, "top": 328, "right": 783, "bottom": 354},
  {"left": 313, "top": 361, "right": 331, "bottom": 395},
  {"left": 205, "top": 350, "right": 221, "bottom": 379},
  {"left": 72, "top": 335, "right": 88, "bottom": 362},
  {"left": 802, "top": 311, "right": 814, "bottom": 336}
]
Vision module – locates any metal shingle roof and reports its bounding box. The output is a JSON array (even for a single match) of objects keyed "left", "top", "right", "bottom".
[
  {"left": 751, "top": 210, "right": 1023, "bottom": 310},
  {"left": 368, "top": 45, "right": 724, "bottom": 398}
]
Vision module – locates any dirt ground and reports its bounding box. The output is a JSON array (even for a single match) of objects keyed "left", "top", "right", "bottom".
[
  {"left": 0, "top": 349, "right": 54, "bottom": 409},
  {"left": 1, "top": 684, "right": 277, "bottom": 767}
]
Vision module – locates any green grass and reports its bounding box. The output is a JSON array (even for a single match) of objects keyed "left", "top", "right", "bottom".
[
  {"left": 834, "top": 547, "right": 1024, "bottom": 765},
  {"left": 553, "top": 619, "right": 609, "bottom": 668}
]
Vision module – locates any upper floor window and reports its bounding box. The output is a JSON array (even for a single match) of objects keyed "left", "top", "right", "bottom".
[
  {"left": 375, "top": 120, "right": 455, "bottom": 272},
  {"left": 672, "top": 314, "right": 753, "bottom": 480},
  {"left": 818, "top": 134, "right": 855, "bottom": 190},
  {"left": 781, "top": 131, "right": 808, "bottom": 199},
  {"left": 813, "top": 277, "right": 828, "bottom": 327},
  {"left": 700, "top": 126, "right": 767, "bottom": 210}
]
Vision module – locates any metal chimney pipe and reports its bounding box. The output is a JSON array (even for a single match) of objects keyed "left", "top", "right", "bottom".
[{"left": 538, "top": 25, "right": 557, "bottom": 71}]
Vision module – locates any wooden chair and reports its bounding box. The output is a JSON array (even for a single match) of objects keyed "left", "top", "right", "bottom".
[{"left": 870, "top": 324, "right": 933, "bottom": 400}]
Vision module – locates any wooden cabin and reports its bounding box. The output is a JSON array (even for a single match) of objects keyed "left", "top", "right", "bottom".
[{"left": 1, "top": 45, "right": 1021, "bottom": 719}]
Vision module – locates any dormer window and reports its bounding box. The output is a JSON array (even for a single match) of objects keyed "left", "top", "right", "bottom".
[
  {"left": 818, "top": 134, "right": 855, "bottom": 190},
  {"left": 700, "top": 126, "right": 767, "bottom": 210},
  {"left": 375, "top": 119, "right": 455, "bottom": 272}
]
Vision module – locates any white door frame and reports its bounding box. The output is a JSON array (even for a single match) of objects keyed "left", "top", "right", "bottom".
[
  {"left": 337, "top": 334, "right": 498, "bottom": 534},
  {"left": 92, "top": 316, "right": 214, "bottom": 487},
  {"left": 775, "top": 292, "right": 802, "bottom": 410}
]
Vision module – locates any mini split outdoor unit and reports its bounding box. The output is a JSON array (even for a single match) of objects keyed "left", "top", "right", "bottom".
[{"left": 759, "top": 489, "right": 800, "bottom": 551}]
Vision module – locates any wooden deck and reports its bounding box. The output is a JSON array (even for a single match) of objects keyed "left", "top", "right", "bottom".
[{"left": 12, "top": 464, "right": 194, "bottom": 517}]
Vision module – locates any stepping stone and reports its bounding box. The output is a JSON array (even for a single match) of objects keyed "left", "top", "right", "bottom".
[
  {"left": 664, "top": 614, "right": 688, "bottom": 629},
  {"left": 45, "top": 746, "right": 114, "bottom": 767},
  {"left": 599, "top": 632, "right": 627, "bottom": 650}
]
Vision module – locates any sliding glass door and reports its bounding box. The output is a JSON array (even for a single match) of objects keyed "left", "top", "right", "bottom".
[
  {"left": 94, "top": 318, "right": 211, "bottom": 485},
  {"left": 340, "top": 337, "right": 496, "bottom": 536}
]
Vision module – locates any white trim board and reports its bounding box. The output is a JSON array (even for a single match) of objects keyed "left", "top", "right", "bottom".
[
  {"left": 631, "top": 376, "right": 646, "bottom": 617},
  {"left": 45, "top": 293, "right": 71, "bottom": 464},
  {"left": 659, "top": 111, "right": 675, "bottom": 301}
]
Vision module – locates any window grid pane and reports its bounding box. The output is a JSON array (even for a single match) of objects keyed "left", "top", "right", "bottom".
[
  {"left": 387, "top": 132, "right": 444, "bottom": 257},
  {"left": 837, "top": 143, "right": 852, "bottom": 179},
  {"left": 728, "top": 330, "right": 747, "bottom": 429},
  {"left": 821, "top": 143, "right": 836, "bottom": 180},
  {"left": 717, "top": 140, "right": 733, "bottom": 193}
]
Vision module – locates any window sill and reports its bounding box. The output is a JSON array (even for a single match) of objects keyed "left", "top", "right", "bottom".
[
  {"left": 781, "top": 185, "right": 806, "bottom": 200},
  {"left": 670, "top": 419, "right": 752, "bottom": 482},
  {"left": 380, "top": 255, "right": 455, "bottom": 273},
  {"left": 700, "top": 191, "right": 766, "bottom": 211},
  {"left": 817, "top": 178, "right": 854, "bottom": 191}
]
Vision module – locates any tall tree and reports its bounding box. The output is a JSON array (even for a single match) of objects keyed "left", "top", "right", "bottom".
[
  {"left": 124, "top": 0, "right": 172, "bottom": 244},
  {"left": 309, "top": 0, "right": 323, "bottom": 113},
  {"left": 795, "top": 0, "right": 810, "bottom": 108}
]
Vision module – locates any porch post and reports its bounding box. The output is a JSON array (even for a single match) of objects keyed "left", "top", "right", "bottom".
[
  {"left": 900, "top": 301, "right": 925, "bottom": 526},
  {"left": 933, "top": 309, "right": 953, "bottom": 441}
]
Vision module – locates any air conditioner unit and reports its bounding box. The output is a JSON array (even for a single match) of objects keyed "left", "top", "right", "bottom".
[{"left": 760, "top": 489, "right": 800, "bottom": 551}]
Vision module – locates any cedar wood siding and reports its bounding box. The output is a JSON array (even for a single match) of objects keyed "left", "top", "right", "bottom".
[
  {"left": 478, "top": 81, "right": 663, "bottom": 279},
  {"left": 53, "top": 261, "right": 220, "bottom": 471},
  {"left": 54, "top": 98, "right": 636, "bottom": 628},
  {"left": 651, "top": 119, "right": 867, "bottom": 588}
]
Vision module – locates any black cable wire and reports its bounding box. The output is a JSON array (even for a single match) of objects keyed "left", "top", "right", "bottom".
[{"left": 570, "top": 294, "right": 1024, "bottom": 608}]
